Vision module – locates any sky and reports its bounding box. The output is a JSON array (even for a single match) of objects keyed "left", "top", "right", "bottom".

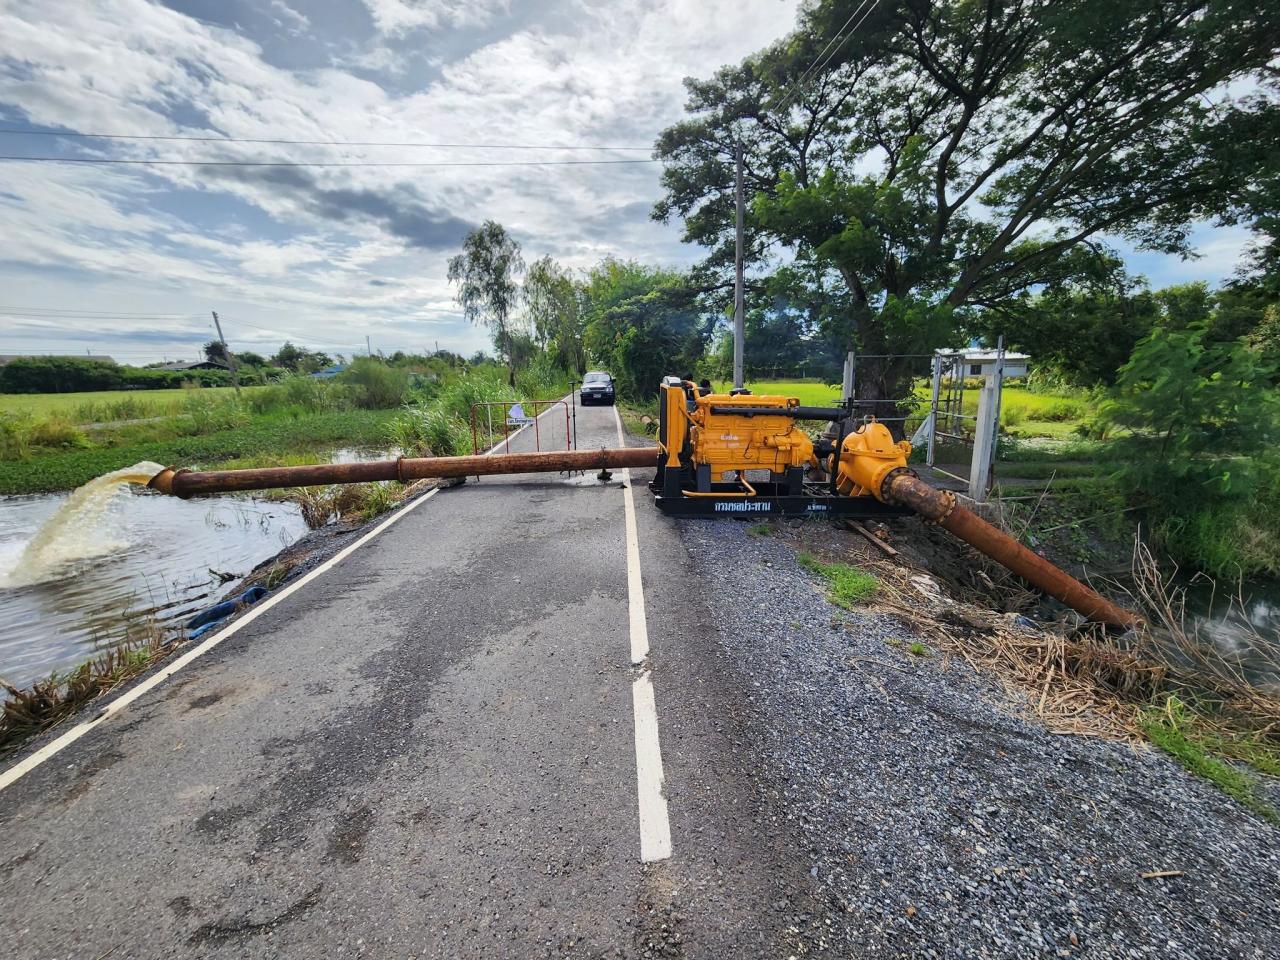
[{"left": 0, "top": 0, "right": 1256, "bottom": 366}]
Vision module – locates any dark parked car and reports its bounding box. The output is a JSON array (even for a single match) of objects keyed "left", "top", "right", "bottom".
[{"left": 580, "top": 371, "right": 616, "bottom": 405}]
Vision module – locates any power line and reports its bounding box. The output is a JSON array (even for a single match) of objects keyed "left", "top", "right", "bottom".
[
  {"left": 0, "top": 128, "right": 652, "bottom": 152},
  {"left": 0, "top": 155, "right": 658, "bottom": 169},
  {"left": 776, "top": 0, "right": 880, "bottom": 114}
]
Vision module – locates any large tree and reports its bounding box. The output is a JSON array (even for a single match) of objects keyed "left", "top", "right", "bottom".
[
  {"left": 581, "top": 259, "right": 711, "bottom": 397},
  {"left": 524, "top": 256, "right": 587, "bottom": 374},
  {"left": 655, "top": 0, "right": 1280, "bottom": 424},
  {"left": 447, "top": 221, "right": 525, "bottom": 384}
]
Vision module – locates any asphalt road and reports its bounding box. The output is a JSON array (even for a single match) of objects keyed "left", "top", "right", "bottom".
[{"left": 0, "top": 400, "right": 823, "bottom": 959}]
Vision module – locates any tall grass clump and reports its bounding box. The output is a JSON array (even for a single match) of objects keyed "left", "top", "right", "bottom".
[
  {"left": 71, "top": 394, "right": 153, "bottom": 423},
  {"left": 340, "top": 357, "right": 412, "bottom": 409},
  {"left": 0, "top": 412, "right": 34, "bottom": 460},
  {"left": 387, "top": 406, "right": 472, "bottom": 457},
  {"left": 177, "top": 394, "right": 250, "bottom": 436},
  {"left": 245, "top": 375, "right": 343, "bottom": 415},
  {"left": 436, "top": 366, "right": 517, "bottom": 424},
  {"left": 29, "top": 415, "right": 90, "bottom": 450},
  {"left": 0, "top": 412, "right": 90, "bottom": 458},
  {"left": 514, "top": 354, "right": 572, "bottom": 401}
]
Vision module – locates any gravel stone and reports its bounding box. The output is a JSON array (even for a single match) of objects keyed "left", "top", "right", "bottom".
[{"left": 681, "top": 518, "right": 1280, "bottom": 959}]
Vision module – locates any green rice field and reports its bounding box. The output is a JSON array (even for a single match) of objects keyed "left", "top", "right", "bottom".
[{"left": 0, "top": 386, "right": 258, "bottom": 421}]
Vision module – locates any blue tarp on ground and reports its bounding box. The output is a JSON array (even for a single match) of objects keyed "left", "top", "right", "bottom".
[{"left": 186, "top": 585, "right": 269, "bottom": 640}]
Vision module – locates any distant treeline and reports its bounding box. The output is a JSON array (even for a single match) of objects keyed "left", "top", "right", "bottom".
[{"left": 0, "top": 356, "right": 241, "bottom": 394}]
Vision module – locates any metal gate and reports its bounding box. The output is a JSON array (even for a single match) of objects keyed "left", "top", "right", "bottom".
[
  {"left": 924, "top": 339, "right": 1005, "bottom": 501},
  {"left": 469, "top": 399, "right": 573, "bottom": 457}
]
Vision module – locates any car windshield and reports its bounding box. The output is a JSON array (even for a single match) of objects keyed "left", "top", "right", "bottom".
[{"left": 583, "top": 373, "right": 609, "bottom": 384}]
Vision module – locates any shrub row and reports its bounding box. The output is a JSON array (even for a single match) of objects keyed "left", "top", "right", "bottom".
[{"left": 0, "top": 357, "right": 239, "bottom": 394}]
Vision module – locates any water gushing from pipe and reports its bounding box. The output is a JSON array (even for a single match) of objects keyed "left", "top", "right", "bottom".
[{"left": 3, "top": 461, "right": 165, "bottom": 587}]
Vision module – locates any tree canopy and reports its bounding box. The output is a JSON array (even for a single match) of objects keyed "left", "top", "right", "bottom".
[
  {"left": 447, "top": 220, "right": 526, "bottom": 383},
  {"left": 655, "top": 0, "right": 1280, "bottom": 420},
  {"left": 581, "top": 259, "right": 712, "bottom": 397},
  {"left": 524, "top": 256, "right": 587, "bottom": 374}
]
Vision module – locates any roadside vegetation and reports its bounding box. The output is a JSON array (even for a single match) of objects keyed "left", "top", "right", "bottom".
[
  {"left": 0, "top": 355, "right": 572, "bottom": 496},
  {"left": 1, "top": 621, "right": 171, "bottom": 755},
  {"left": 798, "top": 553, "right": 879, "bottom": 607}
]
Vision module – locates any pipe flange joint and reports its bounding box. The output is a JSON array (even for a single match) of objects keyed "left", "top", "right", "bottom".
[
  {"left": 924, "top": 489, "right": 957, "bottom": 526},
  {"left": 878, "top": 466, "right": 918, "bottom": 505}
]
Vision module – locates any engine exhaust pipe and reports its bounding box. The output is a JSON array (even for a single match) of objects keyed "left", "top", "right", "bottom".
[
  {"left": 147, "top": 447, "right": 655, "bottom": 498},
  {"left": 882, "top": 471, "right": 1138, "bottom": 630}
]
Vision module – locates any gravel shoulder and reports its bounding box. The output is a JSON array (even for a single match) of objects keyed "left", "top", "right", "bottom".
[{"left": 680, "top": 517, "right": 1280, "bottom": 960}]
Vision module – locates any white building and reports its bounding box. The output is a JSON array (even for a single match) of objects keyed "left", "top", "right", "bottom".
[{"left": 950, "top": 349, "right": 1030, "bottom": 378}]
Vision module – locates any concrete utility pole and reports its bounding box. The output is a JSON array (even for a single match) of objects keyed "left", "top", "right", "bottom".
[
  {"left": 841, "top": 350, "right": 856, "bottom": 402},
  {"left": 366, "top": 335, "right": 373, "bottom": 357},
  {"left": 211, "top": 311, "right": 241, "bottom": 399},
  {"left": 733, "top": 140, "right": 745, "bottom": 390}
]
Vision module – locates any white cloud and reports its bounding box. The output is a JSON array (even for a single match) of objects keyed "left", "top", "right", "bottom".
[
  {"left": 359, "top": 0, "right": 510, "bottom": 36},
  {"left": 0, "top": 0, "right": 799, "bottom": 359},
  {"left": 268, "top": 0, "right": 310, "bottom": 35}
]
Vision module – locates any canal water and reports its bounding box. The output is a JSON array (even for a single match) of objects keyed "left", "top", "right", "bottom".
[
  {"left": 1184, "top": 578, "right": 1280, "bottom": 688},
  {"left": 0, "top": 484, "right": 308, "bottom": 689}
]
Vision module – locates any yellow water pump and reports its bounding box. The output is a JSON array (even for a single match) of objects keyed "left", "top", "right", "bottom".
[{"left": 651, "top": 377, "right": 912, "bottom": 519}]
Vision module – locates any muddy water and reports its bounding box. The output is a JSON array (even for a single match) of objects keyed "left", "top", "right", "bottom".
[
  {"left": 0, "top": 486, "right": 307, "bottom": 689},
  {"left": 1185, "top": 579, "right": 1280, "bottom": 688}
]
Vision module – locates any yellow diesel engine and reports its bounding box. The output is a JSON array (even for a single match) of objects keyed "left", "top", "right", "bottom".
[{"left": 650, "top": 376, "right": 914, "bottom": 519}]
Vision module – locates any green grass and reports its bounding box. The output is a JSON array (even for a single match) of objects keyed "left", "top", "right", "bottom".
[
  {"left": 908, "top": 641, "right": 931, "bottom": 657},
  {"left": 747, "top": 522, "right": 773, "bottom": 537},
  {"left": 798, "top": 553, "right": 879, "bottom": 607},
  {"left": 712, "top": 378, "right": 842, "bottom": 406},
  {"left": 1138, "top": 696, "right": 1280, "bottom": 824},
  {"left": 910, "top": 383, "right": 1094, "bottom": 440},
  {"left": 0, "top": 386, "right": 259, "bottom": 420},
  {"left": 0, "top": 408, "right": 399, "bottom": 494},
  {"left": 616, "top": 400, "right": 654, "bottom": 438}
]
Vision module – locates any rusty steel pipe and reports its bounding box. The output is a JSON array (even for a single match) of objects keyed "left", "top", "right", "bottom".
[
  {"left": 148, "top": 447, "right": 655, "bottom": 498},
  {"left": 883, "top": 471, "right": 1138, "bottom": 629}
]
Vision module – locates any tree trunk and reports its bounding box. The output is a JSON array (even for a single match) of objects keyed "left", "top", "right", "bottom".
[{"left": 853, "top": 354, "right": 917, "bottom": 441}]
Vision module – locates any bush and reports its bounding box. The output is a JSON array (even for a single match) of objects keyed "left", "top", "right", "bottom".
[
  {"left": 340, "top": 357, "right": 412, "bottom": 409},
  {"left": 0, "top": 357, "right": 123, "bottom": 393},
  {"left": 29, "top": 415, "right": 89, "bottom": 450},
  {"left": 1098, "top": 325, "right": 1280, "bottom": 576},
  {"left": 0, "top": 357, "right": 235, "bottom": 393},
  {"left": 1001, "top": 405, "right": 1027, "bottom": 427}
]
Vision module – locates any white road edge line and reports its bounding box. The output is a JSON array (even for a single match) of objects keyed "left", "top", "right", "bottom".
[
  {"left": 0, "top": 400, "right": 574, "bottom": 795},
  {"left": 614, "top": 405, "right": 673, "bottom": 863}
]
